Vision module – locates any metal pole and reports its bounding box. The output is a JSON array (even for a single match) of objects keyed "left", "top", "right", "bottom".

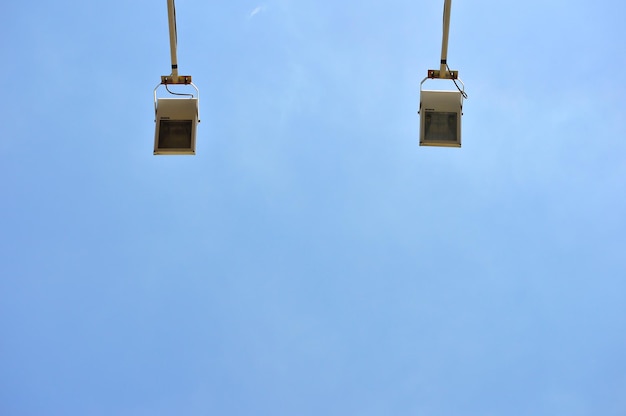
[
  {"left": 440, "top": 0, "right": 452, "bottom": 75},
  {"left": 167, "top": 0, "right": 179, "bottom": 78}
]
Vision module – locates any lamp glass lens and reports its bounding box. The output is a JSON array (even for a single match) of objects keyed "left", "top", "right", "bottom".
[
  {"left": 158, "top": 120, "right": 193, "bottom": 149},
  {"left": 424, "top": 111, "right": 458, "bottom": 142}
]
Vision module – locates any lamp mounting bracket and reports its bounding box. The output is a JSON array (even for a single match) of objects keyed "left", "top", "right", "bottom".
[
  {"left": 427, "top": 69, "right": 459, "bottom": 80},
  {"left": 161, "top": 75, "right": 193, "bottom": 85}
]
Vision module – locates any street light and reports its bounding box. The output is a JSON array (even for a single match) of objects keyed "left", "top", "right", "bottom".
[
  {"left": 153, "top": 0, "right": 200, "bottom": 155},
  {"left": 419, "top": 0, "right": 467, "bottom": 148}
]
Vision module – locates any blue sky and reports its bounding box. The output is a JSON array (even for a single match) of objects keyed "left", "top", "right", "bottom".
[{"left": 1, "top": 1, "right": 626, "bottom": 415}]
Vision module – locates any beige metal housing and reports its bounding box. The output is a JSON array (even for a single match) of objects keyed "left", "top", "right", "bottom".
[
  {"left": 154, "top": 98, "right": 198, "bottom": 155},
  {"left": 419, "top": 90, "right": 462, "bottom": 148}
]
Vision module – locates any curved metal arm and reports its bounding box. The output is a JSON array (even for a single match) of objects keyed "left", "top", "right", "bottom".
[
  {"left": 426, "top": 0, "right": 458, "bottom": 80},
  {"left": 440, "top": 0, "right": 452, "bottom": 74},
  {"left": 161, "top": 0, "right": 192, "bottom": 84},
  {"left": 167, "top": 0, "right": 178, "bottom": 79}
]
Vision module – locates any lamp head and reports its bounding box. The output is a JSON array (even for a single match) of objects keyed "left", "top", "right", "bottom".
[
  {"left": 419, "top": 90, "right": 462, "bottom": 147},
  {"left": 154, "top": 98, "right": 198, "bottom": 155}
]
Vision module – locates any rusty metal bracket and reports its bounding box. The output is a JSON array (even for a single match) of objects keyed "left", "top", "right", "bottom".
[
  {"left": 160, "top": 75, "right": 193, "bottom": 85},
  {"left": 427, "top": 69, "right": 459, "bottom": 80}
]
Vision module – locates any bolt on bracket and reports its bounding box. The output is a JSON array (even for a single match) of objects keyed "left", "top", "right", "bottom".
[
  {"left": 160, "top": 75, "right": 193, "bottom": 85},
  {"left": 427, "top": 69, "right": 459, "bottom": 80}
]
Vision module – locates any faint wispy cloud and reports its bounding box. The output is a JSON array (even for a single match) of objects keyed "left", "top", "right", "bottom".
[{"left": 248, "top": 5, "right": 265, "bottom": 19}]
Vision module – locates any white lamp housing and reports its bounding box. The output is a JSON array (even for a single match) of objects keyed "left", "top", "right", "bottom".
[
  {"left": 419, "top": 90, "right": 462, "bottom": 147},
  {"left": 154, "top": 97, "right": 198, "bottom": 155}
]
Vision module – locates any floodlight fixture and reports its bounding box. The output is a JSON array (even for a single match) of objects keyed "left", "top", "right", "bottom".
[
  {"left": 419, "top": 83, "right": 464, "bottom": 147},
  {"left": 153, "top": 0, "right": 200, "bottom": 155},
  {"left": 154, "top": 86, "right": 199, "bottom": 155},
  {"left": 418, "top": 0, "right": 467, "bottom": 148}
]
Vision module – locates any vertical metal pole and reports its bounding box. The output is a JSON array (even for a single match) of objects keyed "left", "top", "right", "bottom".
[
  {"left": 440, "top": 0, "right": 452, "bottom": 75},
  {"left": 167, "top": 0, "right": 179, "bottom": 78}
]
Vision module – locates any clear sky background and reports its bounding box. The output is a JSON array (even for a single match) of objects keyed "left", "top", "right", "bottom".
[{"left": 1, "top": 1, "right": 626, "bottom": 415}]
